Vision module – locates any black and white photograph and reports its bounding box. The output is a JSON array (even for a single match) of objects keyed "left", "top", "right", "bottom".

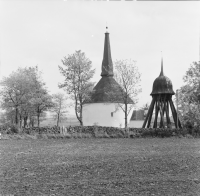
[{"left": 1, "top": 0, "right": 200, "bottom": 195}]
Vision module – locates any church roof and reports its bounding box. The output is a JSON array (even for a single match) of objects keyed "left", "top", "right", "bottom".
[
  {"left": 85, "top": 28, "right": 133, "bottom": 104},
  {"left": 88, "top": 76, "right": 133, "bottom": 103}
]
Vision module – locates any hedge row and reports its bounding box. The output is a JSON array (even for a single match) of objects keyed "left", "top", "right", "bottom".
[{"left": 1, "top": 124, "right": 200, "bottom": 138}]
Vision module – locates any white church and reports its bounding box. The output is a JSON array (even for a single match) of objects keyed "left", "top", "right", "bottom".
[{"left": 83, "top": 28, "right": 134, "bottom": 128}]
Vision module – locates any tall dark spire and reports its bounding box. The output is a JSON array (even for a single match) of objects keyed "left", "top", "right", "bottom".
[
  {"left": 159, "top": 52, "right": 164, "bottom": 76},
  {"left": 101, "top": 27, "right": 114, "bottom": 77}
]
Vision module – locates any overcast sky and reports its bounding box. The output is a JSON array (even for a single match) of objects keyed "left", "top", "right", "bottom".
[{"left": 1, "top": 1, "right": 200, "bottom": 115}]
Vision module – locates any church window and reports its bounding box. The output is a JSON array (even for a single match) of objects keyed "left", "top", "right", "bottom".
[{"left": 111, "top": 112, "right": 113, "bottom": 117}]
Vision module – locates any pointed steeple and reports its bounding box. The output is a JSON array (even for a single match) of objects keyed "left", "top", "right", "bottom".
[
  {"left": 159, "top": 52, "right": 164, "bottom": 76},
  {"left": 101, "top": 27, "right": 114, "bottom": 77}
]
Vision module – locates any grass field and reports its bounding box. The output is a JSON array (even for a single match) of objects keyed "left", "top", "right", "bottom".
[
  {"left": 1, "top": 138, "right": 200, "bottom": 196},
  {"left": 40, "top": 116, "right": 80, "bottom": 127}
]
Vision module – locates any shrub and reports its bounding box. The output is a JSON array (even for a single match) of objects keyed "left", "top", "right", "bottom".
[
  {"left": 141, "top": 128, "right": 174, "bottom": 138},
  {"left": 2, "top": 123, "right": 200, "bottom": 139},
  {"left": 7, "top": 124, "right": 20, "bottom": 134}
]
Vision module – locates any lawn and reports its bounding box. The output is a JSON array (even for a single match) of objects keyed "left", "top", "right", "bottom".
[{"left": 0, "top": 138, "right": 200, "bottom": 195}]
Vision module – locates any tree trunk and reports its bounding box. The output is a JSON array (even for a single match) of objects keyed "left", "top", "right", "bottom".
[
  {"left": 24, "top": 116, "right": 28, "bottom": 127},
  {"left": 80, "top": 104, "right": 83, "bottom": 126},
  {"left": 75, "top": 109, "right": 83, "bottom": 126},
  {"left": 19, "top": 114, "right": 22, "bottom": 128},
  {"left": 37, "top": 113, "right": 40, "bottom": 127},
  {"left": 37, "top": 106, "right": 40, "bottom": 127},
  {"left": 31, "top": 118, "right": 35, "bottom": 127},
  {"left": 37, "top": 115, "right": 40, "bottom": 127},
  {"left": 15, "top": 107, "right": 18, "bottom": 125},
  {"left": 57, "top": 113, "right": 60, "bottom": 127},
  {"left": 74, "top": 100, "right": 83, "bottom": 126},
  {"left": 125, "top": 103, "right": 128, "bottom": 129}
]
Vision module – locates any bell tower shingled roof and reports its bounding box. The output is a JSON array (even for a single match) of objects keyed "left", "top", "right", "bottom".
[{"left": 151, "top": 56, "right": 175, "bottom": 95}]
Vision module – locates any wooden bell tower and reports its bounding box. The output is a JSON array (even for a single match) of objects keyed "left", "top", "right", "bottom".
[{"left": 142, "top": 58, "right": 182, "bottom": 128}]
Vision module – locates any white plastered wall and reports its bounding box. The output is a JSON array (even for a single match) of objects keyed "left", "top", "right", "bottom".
[{"left": 83, "top": 103, "right": 134, "bottom": 128}]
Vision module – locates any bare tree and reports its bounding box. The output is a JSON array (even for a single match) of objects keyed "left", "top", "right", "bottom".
[
  {"left": 52, "top": 93, "right": 68, "bottom": 127},
  {"left": 59, "top": 50, "right": 95, "bottom": 126},
  {"left": 114, "top": 59, "right": 142, "bottom": 128}
]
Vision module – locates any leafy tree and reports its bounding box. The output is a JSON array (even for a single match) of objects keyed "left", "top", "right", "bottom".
[
  {"left": 59, "top": 50, "right": 95, "bottom": 125},
  {"left": 183, "top": 62, "right": 200, "bottom": 88},
  {"left": 0, "top": 66, "right": 52, "bottom": 127},
  {"left": 113, "top": 59, "right": 142, "bottom": 128},
  {"left": 52, "top": 93, "right": 68, "bottom": 127},
  {"left": 29, "top": 88, "right": 54, "bottom": 127},
  {"left": 0, "top": 67, "right": 38, "bottom": 126},
  {"left": 177, "top": 62, "right": 200, "bottom": 127},
  {"left": 19, "top": 101, "right": 35, "bottom": 127}
]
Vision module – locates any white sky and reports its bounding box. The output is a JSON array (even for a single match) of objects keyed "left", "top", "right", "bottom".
[{"left": 1, "top": 1, "right": 200, "bottom": 115}]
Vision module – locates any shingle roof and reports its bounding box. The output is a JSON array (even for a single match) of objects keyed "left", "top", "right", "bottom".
[
  {"left": 84, "top": 28, "right": 133, "bottom": 104},
  {"left": 86, "top": 76, "right": 133, "bottom": 103}
]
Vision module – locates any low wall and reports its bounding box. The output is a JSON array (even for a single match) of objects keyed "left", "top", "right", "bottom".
[{"left": 0, "top": 125, "right": 199, "bottom": 139}]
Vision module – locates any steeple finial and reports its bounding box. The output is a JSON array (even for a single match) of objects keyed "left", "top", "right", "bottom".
[
  {"left": 160, "top": 51, "right": 164, "bottom": 76},
  {"left": 101, "top": 28, "right": 114, "bottom": 77}
]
